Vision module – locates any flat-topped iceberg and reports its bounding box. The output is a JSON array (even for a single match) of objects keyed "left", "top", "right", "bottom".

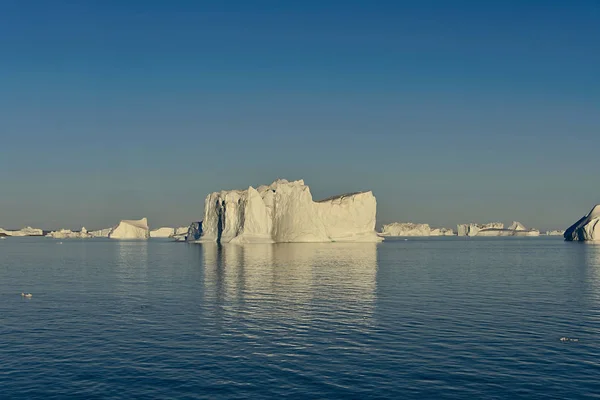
[
  {"left": 150, "top": 227, "right": 175, "bottom": 238},
  {"left": 196, "top": 179, "right": 381, "bottom": 243},
  {"left": 457, "top": 223, "right": 504, "bottom": 237},
  {"left": 89, "top": 228, "right": 112, "bottom": 238},
  {"left": 458, "top": 221, "right": 539, "bottom": 237},
  {"left": 546, "top": 230, "right": 564, "bottom": 236},
  {"left": 108, "top": 218, "right": 150, "bottom": 240},
  {"left": 564, "top": 205, "right": 600, "bottom": 241},
  {"left": 380, "top": 223, "right": 454, "bottom": 237}
]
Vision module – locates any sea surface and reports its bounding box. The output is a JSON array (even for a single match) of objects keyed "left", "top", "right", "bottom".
[{"left": 1, "top": 237, "right": 599, "bottom": 399}]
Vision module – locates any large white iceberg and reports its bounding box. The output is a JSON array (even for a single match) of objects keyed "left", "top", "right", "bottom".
[
  {"left": 150, "top": 227, "right": 175, "bottom": 238},
  {"left": 196, "top": 179, "right": 381, "bottom": 243},
  {"left": 0, "top": 226, "right": 44, "bottom": 237},
  {"left": 564, "top": 205, "right": 600, "bottom": 241},
  {"left": 108, "top": 218, "right": 150, "bottom": 240},
  {"left": 380, "top": 223, "right": 454, "bottom": 237}
]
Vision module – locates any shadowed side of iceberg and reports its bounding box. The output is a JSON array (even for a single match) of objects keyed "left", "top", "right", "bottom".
[{"left": 564, "top": 205, "right": 600, "bottom": 241}]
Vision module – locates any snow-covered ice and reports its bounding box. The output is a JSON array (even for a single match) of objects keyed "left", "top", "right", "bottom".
[
  {"left": 150, "top": 227, "right": 175, "bottom": 238},
  {"left": 0, "top": 227, "right": 44, "bottom": 237},
  {"left": 457, "top": 223, "right": 504, "bottom": 237},
  {"left": 564, "top": 205, "right": 600, "bottom": 241},
  {"left": 380, "top": 223, "right": 454, "bottom": 237},
  {"left": 46, "top": 227, "right": 90, "bottom": 239},
  {"left": 89, "top": 228, "right": 112, "bottom": 238},
  {"left": 545, "top": 230, "right": 564, "bottom": 236},
  {"left": 459, "top": 221, "right": 539, "bottom": 237},
  {"left": 196, "top": 179, "right": 381, "bottom": 243},
  {"left": 108, "top": 218, "right": 150, "bottom": 240}
]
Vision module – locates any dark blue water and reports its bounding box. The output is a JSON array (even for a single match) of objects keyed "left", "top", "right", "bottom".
[{"left": 1, "top": 237, "right": 599, "bottom": 399}]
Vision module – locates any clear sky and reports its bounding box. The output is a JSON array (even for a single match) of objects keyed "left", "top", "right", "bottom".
[{"left": 0, "top": 0, "right": 598, "bottom": 231}]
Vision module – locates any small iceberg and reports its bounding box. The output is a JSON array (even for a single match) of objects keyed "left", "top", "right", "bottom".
[
  {"left": 21, "top": 293, "right": 33, "bottom": 298},
  {"left": 560, "top": 337, "right": 578, "bottom": 342}
]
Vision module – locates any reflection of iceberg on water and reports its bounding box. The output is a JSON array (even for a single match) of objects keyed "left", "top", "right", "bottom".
[{"left": 202, "top": 243, "right": 377, "bottom": 324}]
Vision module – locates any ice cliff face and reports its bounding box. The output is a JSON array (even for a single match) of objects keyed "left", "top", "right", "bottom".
[
  {"left": 150, "top": 227, "right": 175, "bottom": 238},
  {"left": 196, "top": 179, "right": 381, "bottom": 243},
  {"left": 457, "top": 223, "right": 504, "bottom": 237},
  {"left": 564, "top": 205, "right": 600, "bottom": 241},
  {"left": 108, "top": 218, "right": 150, "bottom": 240},
  {"left": 380, "top": 223, "right": 455, "bottom": 237}
]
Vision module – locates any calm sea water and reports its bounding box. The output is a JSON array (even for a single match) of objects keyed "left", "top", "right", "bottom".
[{"left": 1, "top": 237, "right": 599, "bottom": 399}]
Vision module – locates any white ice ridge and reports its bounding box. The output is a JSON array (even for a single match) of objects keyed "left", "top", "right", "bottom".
[
  {"left": 196, "top": 179, "right": 382, "bottom": 243},
  {"left": 89, "top": 228, "right": 112, "bottom": 238},
  {"left": 458, "top": 221, "right": 540, "bottom": 237},
  {"left": 457, "top": 222, "right": 504, "bottom": 237},
  {"left": 380, "top": 222, "right": 454, "bottom": 237},
  {"left": 108, "top": 218, "right": 150, "bottom": 240},
  {"left": 564, "top": 205, "right": 600, "bottom": 241},
  {"left": 0, "top": 227, "right": 44, "bottom": 237},
  {"left": 150, "top": 227, "right": 175, "bottom": 238},
  {"left": 46, "top": 227, "right": 90, "bottom": 239}
]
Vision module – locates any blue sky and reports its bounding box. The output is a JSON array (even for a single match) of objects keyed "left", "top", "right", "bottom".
[{"left": 0, "top": 0, "right": 598, "bottom": 231}]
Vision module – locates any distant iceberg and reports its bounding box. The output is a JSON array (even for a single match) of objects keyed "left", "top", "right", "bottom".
[
  {"left": 89, "top": 228, "right": 112, "bottom": 238},
  {"left": 458, "top": 221, "right": 539, "bottom": 237},
  {"left": 545, "top": 230, "right": 564, "bottom": 236},
  {"left": 196, "top": 179, "right": 381, "bottom": 243},
  {"left": 564, "top": 205, "right": 600, "bottom": 241},
  {"left": 150, "top": 227, "right": 175, "bottom": 238},
  {"left": 380, "top": 223, "right": 454, "bottom": 237},
  {"left": 46, "top": 227, "right": 90, "bottom": 239},
  {"left": 457, "top": 223, "right": 504, "bottom": 237},
  {"left": 108, "top": 218, "right": 150, "bottom": 240},
  {"left": 0, "top": 227, "right": 44, "bottom": 237}
]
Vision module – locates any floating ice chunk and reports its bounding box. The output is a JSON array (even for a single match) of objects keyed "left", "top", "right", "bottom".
[
  {"left": 89, "top": 228, "right": 112, "bottom": 238},
  {"left": 380, "top": 223, "right": 454, "bottom": 237},
  {"left": 46, "top": 227, "right": 90, "bottom": 239},
  {"left": 108, "top": 218, "right": 150, "bottom": 240},
  {"left": 150, "top": 227, "right": 175, "bottom": 238}
]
